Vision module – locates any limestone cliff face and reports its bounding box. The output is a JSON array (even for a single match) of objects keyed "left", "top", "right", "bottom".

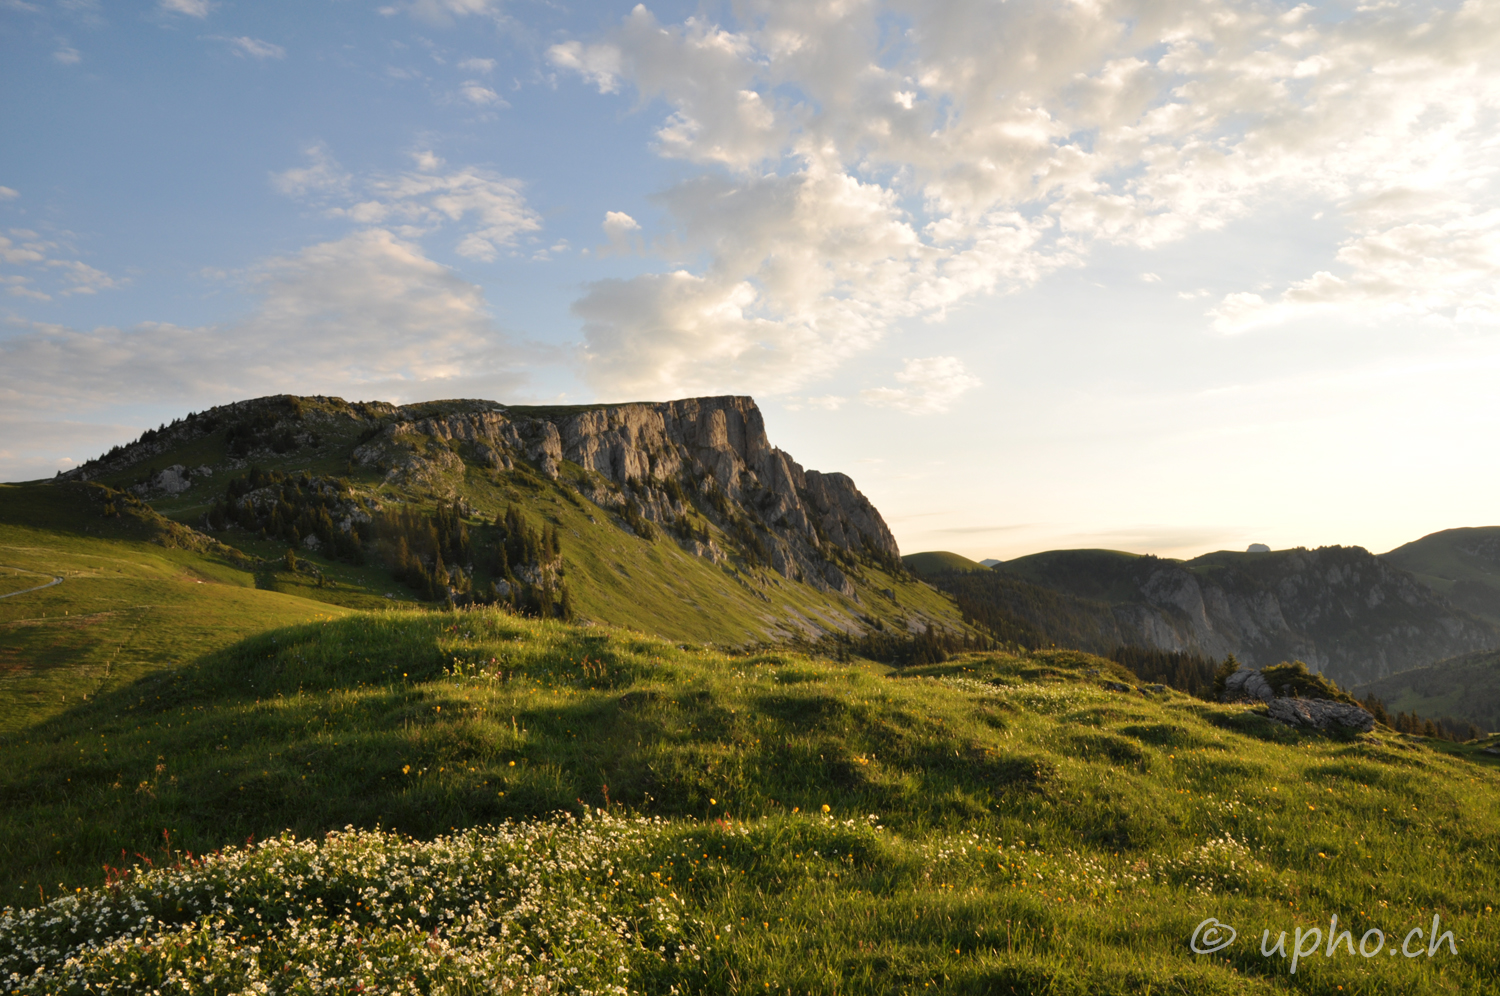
[
  {"left": 1105, "top": 548, "right": 1496, "bottom": 685},
  {"left": 63, "top": 392, "right": 900, "bottom": 599},
  {"left": 345, "top": 396, "right": 897, "bottom": 588}
]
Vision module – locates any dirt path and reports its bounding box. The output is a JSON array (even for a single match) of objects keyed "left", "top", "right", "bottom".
[{"left": 0, "top": 568, "right": 63, "bottom": 600}]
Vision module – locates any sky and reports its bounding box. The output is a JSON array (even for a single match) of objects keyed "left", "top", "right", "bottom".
[{"left": 2, "top": 0, "right": 1499, "bottom": 562}]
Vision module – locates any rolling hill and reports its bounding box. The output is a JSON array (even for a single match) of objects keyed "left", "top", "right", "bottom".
[
  {"left": 1, "top": 609, "right": 1497, "bottom": 993},
  {"left": 1382, "top": 526, "right": 1500, "bottom": 626},
  {"left": 1355, "top": 649, "right": 1500, "bottom": 733}
]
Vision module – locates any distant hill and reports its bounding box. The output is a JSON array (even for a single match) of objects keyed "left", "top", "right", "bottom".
[
  {"left": 902, "top": 550, "right": 987, "bottom": 575},
  {"left": 1355, "top": 649, "right": 1500, "bottom": 733},
  {"left": 923, "top": 546, "right": 1498, "bottom": 686},
  {"left": 1381, "top": 526, "right": 1500, "bottom": 625}
]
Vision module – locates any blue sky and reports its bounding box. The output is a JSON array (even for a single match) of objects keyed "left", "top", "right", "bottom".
[{"left": 3, "top": 0, "right": 1499, "bottom": 560}]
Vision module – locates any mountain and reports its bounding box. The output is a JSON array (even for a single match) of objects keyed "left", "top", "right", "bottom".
[
  {"left": 3, "top": 394, "right": 970, "bottom": 729},
  {"left": 1355, "top": 649, "right": 1500, "bottom": 733},
  {"left": 1381, "top": 526, "right": 1500, "bottom": 626},
  {"left": 909, "top": 545, "right": 1500, "bottom": 686}
]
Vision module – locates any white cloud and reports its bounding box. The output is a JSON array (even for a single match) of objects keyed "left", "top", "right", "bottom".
[
  {"left": 1212, "top": 211, "right": 1500, "bottom": 332},
  {"left": 272, "top": 145, "right": 541, "bottom": 261},
  {"left": 382, "top": 0, "right": 504, "bottom": 27},
  {"left": 2, "top": 275, "right": 50, "bottom": 301},
  {"left": 158, "top": 0, "right": 210, "bottom": 17},
  {"left": 0, "top": 187, "right": 18, "bottom": 200},
  {"left": 0, "top": 230, "right": 531, "bottom": 427},
  {"left": 53, "top": 46, "right": 81, "bottom": 64},
  {"left": 47, "top": 259, "right": 122, "bottom": 295},
  {"left": 546, "top": 40, "right": 621, "bottom": 95},
  {"left": 547, "top": 0, "right": 1500, "bottom": 394},
  {"left": 599, "top": 211, "right": 640, "bottom": 256},
  {"left": 1, "top": 224, "right": 125, "bottom": 299},
  {"left": 458, "top": 81, "right": 505, "bottom": 107},
  {"left": 458, "top": 57, "right": 495, "bottom": 75},
  {"left": 861, "top": 357, "right": 982, "bottom": 415},
  {"left": 270, "top": 143, "right": 350, "bottom": 197},
  {"left": 224, "top": 36, "right": 285, "bottom": 60}
]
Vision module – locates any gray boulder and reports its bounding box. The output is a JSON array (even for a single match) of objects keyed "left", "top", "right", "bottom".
[
  {"left": 1222, "top": 667, "right": 1275, "bottom": 702},
  {"left": 1266, "top": 696, "right": 1375, "bottom": 733}
]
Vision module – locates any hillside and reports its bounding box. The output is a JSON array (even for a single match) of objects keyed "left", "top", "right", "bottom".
[
  {"left": 1, "top": 608, "right": 1497, "bottom": 993},
  {"left": 1382, "top": 526, "right": 1500, "bottom": 626},
  {"left": 2, "top": 395, "right": 972, "bottom": 728},
  {"left": 1355, "top": 649, "right": 1500, "bottom": 733},
  {"left": 907, "top": 546, "right": 1498, "bottom": 686},
  {"left": 901, "top": 550, "right": 987, "bottom": 575}
]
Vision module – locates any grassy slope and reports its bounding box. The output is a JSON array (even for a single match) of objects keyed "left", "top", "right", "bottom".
[
  {"left": 1382, "top": 527, "right": 1500, "bottom": 625},
  {"left": 0, "top": 483, "right": 348, "bottom": 733},
  {"left": 3, "top": 609, "right": 1499, "bottom": 992},
  {"left": 903, "top": 551, "right": 988, "bottom": 575},
  {"left": 991, "top": 549, "right": 1155, "bottom": 605},
  {"left": 1, "top": 399, "right": 969, "bottom": 732},
  {"left": 1355, "top": 651, "right": 1500, "bottom": 733}
]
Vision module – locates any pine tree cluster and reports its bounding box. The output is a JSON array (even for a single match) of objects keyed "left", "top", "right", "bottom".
[
  {"left": 205, "top": 468, "right": 366, "bottom": 564},
  {"left": 1109, "top": 646, "right": 1219, "bottom": 698},
  {"left": 377, "top": 503, "right": 472, "bottom": 602},
  {"left": 1359, "top": 695, "right": 1482, "bottom": 742}
]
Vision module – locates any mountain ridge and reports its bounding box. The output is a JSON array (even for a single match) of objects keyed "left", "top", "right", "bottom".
[
  {"left": 908, "top": 545, "right": 1499, "bottom": 686},
  {"left": 34, "top": 392, "right": 968, "bottom": 648}
]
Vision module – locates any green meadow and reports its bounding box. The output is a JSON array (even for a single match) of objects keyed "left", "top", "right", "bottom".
[{"left": 3, "top": 608, "right": 1497, "bottom": 993}]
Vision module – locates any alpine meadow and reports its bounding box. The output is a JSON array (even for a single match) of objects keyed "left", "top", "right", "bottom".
[{"left": 5, "top": 1, "right": 1500, "bottom": 994}]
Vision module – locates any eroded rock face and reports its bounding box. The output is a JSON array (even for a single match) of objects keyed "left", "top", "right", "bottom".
[{"left": 350, "top": 395, "right": 897, "bottom": 586}]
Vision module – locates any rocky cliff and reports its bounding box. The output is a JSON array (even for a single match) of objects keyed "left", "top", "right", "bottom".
[
  {"left": 1108, "top": 547, "right": 1497, "bottom": 684},
  {"left": 934, "top": 546, "right": 1499, "bottom": 686},
  {"left": 346, "top": 396, "right": 898, "bottom": 593},
  {"left": 61, "top": 394, "right": 900, "bottom": 601}
]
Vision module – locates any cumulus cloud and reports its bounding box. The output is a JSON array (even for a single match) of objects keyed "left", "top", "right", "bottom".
[
  {"left": 0, "top": 187, "right": 18, "bottom": 201},
  {"left": 272, "top": 145, "right": 540, "bottom": 262},
  {"left": 861, "top": 357, "right": 982, "bottom": 415},
  {"left": 599, "top": 211, "right": 640, "bottom": 256},
  {"left": 53, "top": 46, "right": 80, "bottom": 65},
  {"left": 546, "top": 0, "right": 1500, "bottom": 397},
  {"left": 0, "top": 230, "right": 531, "bottom": 425}
]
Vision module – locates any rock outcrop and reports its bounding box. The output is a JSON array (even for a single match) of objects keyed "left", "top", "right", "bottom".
[
  {"left": 1221, "top": 663, "right": 1375, "bottom": 732},
  {"left": 1266, "top": 697, "right": 1376, "bottom": 733}
]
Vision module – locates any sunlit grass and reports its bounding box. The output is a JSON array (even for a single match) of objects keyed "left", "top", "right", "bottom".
[{"left": 3, "top": 608, "right": 1499, "bottom": 993}]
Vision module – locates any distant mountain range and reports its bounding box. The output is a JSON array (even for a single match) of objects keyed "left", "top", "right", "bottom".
[{"left": 906, "top": 534, "right": 1500, "bottom": 688}]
